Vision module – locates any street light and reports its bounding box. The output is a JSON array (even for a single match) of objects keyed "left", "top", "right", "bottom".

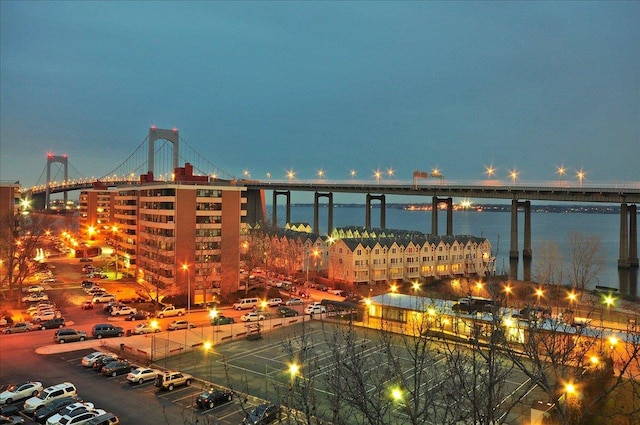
[
  {"left": 111, "top": 225, "right": 119, "bottom": 280},
  {"left": 150, "top": 320, "right": 159, "bottom": 362},
  {"left": 182, "top": 264, "right": 191, "bottom": 319},
  {"left": 535, "top": 287, "right": 544, "bottom": 305}
]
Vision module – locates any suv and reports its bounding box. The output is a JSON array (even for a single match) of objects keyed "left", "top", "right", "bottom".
[
  {"left": 54, "top": 328, "right": 87, "bottom": 344},
  {"left": 23, "top": 382, "right": 77, "bottom": 413},
  {"left": 91, "top": 324, "right": 124, "bottom": 339},
  {"left": 154, "top": 371, "right": 192, "bottom": 391},
  {"left": 40, "top": 317, "right": 66, "bottom": 330}
]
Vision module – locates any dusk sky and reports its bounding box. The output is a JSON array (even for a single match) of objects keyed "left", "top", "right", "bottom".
[{"left": 1, "top": 1, "right": 638, "bottom": 193}]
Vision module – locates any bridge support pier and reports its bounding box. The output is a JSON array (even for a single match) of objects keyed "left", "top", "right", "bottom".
[
  {"left": 509, "top": 200, "right": 532, "bottom": 259},
  {"left": 272, "top": 190, "right": 291, "bottom": 228},
  {"left": 313, "top": 192, "right": 334, "bottom": 235},
  {"left": 431, "top": 197, "right": 452, "bottom": 236},
  {"left": 619, "top": 203, "right": 639, "bottom": 268},
  {"left": 365, "top": 194, "right": 386, "bottom": 229}
]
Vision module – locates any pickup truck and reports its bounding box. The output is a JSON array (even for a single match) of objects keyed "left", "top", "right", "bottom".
[{"left": 156, "top": 305, "right": 185, "bottom": 318}]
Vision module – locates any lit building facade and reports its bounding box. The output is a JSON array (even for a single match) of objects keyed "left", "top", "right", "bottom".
[
  {"left": 327, "top": 227, "right": 494, "bottom": 285},
  {"left": 109, "top": 165, "right": 248, "bottom": 303}
]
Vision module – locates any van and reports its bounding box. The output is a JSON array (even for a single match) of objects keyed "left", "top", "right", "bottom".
[
  {"left": 87, "top": 412, "right": 120, "bottom": 425},
  {"left": 23, "top": 382, "right": 77, "bottom": 413},
  {"left": 233, "top": 298, "right": 259, "bottom": 311},
  {"left": 91, "top": 323, "right": 124, "bottom": 339}
]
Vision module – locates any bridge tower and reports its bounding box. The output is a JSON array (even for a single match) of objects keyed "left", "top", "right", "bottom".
[
  {"left": 148, "top": 127, "right": 179, "bottom": 175},
  {"left": 45, "top": 153, "right": 68, "bottom": 209}
]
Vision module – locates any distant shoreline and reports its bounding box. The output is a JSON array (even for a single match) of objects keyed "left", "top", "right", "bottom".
[{"left": 285, "top": 203, "right": 623, "bottom": 214}]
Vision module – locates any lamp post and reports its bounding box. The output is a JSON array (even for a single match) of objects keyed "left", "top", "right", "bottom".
[
  {"left": 150, "top": 319, "right": 158, "bottom": 363},
  {"left": 182, "top": 264, "right": 191, "bottom": 319},
  {"left": 111, "top": 225, "right": 119, "bottom": 280}
]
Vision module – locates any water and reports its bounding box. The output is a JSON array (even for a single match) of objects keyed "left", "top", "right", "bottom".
[{"left": 271, "top": 204, "right": 638, "bottom": 296}]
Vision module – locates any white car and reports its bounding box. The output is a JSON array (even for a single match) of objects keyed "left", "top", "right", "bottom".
[
  {"left": 266, "top": 298, "right": 283, "bottom": 307},
  {"left": 110, "top": 306, "right": 137, "bottom": 316},
  {"left": 0, "top": 381, "right": 43, "bottom": 404},
  {"left": 127, "top": 367, "right": 160, "bottom": 385},
  {"left": 304, "top": 304, "right": 327, "bottom": 315},
  {"left": 51, "top": 408, "right": 106, "bottom": 425},
  {"left": 23, "top": 285, "right": 45, "bottom": 293},
  {"left": 92, "top": 294, "right": 115, "bottom": 303},
  {"left": 46, "top": 402, "right": 94, "bottom": 425},
  {"left": 22, "top": 293, "right": 49, "bottom": 303},
  {"left": 81, "top": 351, "right": 107, "bottom": 367},
  {"left": 241, "top": 312, "right": 265, "bottom": 322},
  {"left": 31, "top": 310, "right": 61, "bottom": 323},
  {"left": 133, "top": 322, "right": 161, "bottom": 335},
  {"left": 285, "top": 297, "right": 304, "bottom": 306},
  {"left": 167, "top": 320, "right": 195, "bottom": 331}
]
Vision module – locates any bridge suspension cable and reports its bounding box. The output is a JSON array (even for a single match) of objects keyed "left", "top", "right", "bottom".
[{"left": 178, "top": 136, "right": 236, "bottom": 180}]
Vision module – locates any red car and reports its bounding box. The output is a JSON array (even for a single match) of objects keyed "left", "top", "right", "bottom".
[{"left": 81, "top": 301, "right": 94, "bottom": 310}]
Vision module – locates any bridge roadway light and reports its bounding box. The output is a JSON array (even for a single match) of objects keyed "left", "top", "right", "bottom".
[
  {"left": 374, "top": 169, "right": 382, "bottom": 182},
  {"left": 287, "top": 169, "right": 295, "bottom": 180},
  {"left": 317, "top": 169, "right": 325, "bottom": 179},
  {"left": 509, "top": 169, "right": 518, "bottom": 184},
  {"left": 557, "top": 166, "right": 566, "bottom": 180},
  {"left": 485, "top": 165, "right": 495, "bottom": 178},
  {"left": 350, "top": 169, "right": 357, "bottom": 178},
  {"left": 576, "top": 169, "right": 585, "bottom": 187}
]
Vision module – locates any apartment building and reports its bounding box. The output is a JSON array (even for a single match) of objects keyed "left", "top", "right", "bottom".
[{"left": 327, "top": 227, "right": 494, "bottom": 285}]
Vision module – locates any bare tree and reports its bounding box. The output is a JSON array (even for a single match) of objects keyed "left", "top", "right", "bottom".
[
  {"left": 567, "top": 232, "right": 605, "bottom": 292},
  {"left": 0, "top": 210, "right": 53, "bottom": 299}
]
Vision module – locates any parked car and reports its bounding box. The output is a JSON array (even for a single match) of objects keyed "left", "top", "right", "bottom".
[
  {"left": 101, "top": 361, "right": 133, "bottom": 377},
  {"left": 126, "top": 367, "right": 160, "bottom": 385},
  {"left": 124, "top": 311, "right": 150, "bottom": 321},
  {"left": 277, "top": 307, "right": 299, "bottom": 318},
  {"left": 40, "top": 318, "right": 66, "bottom": 330},
  {"left": 0, "top": 382, "right": 43, "bottom": 405},
  {"left": 210, "top": 315, "right": 234, "bottom": 325},
  {"left": 240, "top": 312, "right": 265, "bottom": 322},
  {"left": 52, "top": 408, "right": 106, "bottom": 425},
  {"left": 133, "top": 322, "right": 160, "bottom": 335},
  {"left": 167, "top": 320, "right": 196, "bottom": 331},
  {"left": 54, "top": 329, "right": 87, "bottom": 344},
  {"left": 304, "top": 304, "right": 327, "bottom": 315},
  {"left": 40, "top": 278, "right": 57, "bottom": 285},
  {"left": 91, "top": 324, "right": 123, "bottom": 339},
  {"left": 92, "top": 294, "right": 115, "bottom": 304},
  {"left": 32, "top": 397, "right": 77, "bottom": 424},
  {"left": 265, "top": 298, "right": 282, "bottom": 307},
  {"left": 22, "top": 293, "right": 49, "bottom": 303},
  {"left": 92, "top": 355, "right": 118, "bottom": 372},
  {"left": 32, "top": 311, "right": 61, "bottom": 323},
  {"left": 285, "top": 297, "right": 303, "bottom": 306},
  {"left": 195, "top": 388, "right": 234, "bottom": 409},
  {"left": 0, "top": 413, "right": 25, "bottom": 424},
  {"left": 110, "top": 306, "right": 136, "bottom": 317},
  {"left": 242, "top": 403, "right": 281, "bottom": 425},
  {"left": 81, "top": 352, "right": 107, "bottom": 368},
  {"left": 23, "top": 382, "right": 77, "bottom": 413},
  {"left": 45, "top": 402, "right": 94, "bottom": 425},
  {"left": 3, "top": 322, "right": 33, "bottom": 334},
  {"left": 23, "top": 285, "right": 45, "bottom": 293},
  {"left": 154, "top": 371, "right": 192, "bottom": 391}
]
